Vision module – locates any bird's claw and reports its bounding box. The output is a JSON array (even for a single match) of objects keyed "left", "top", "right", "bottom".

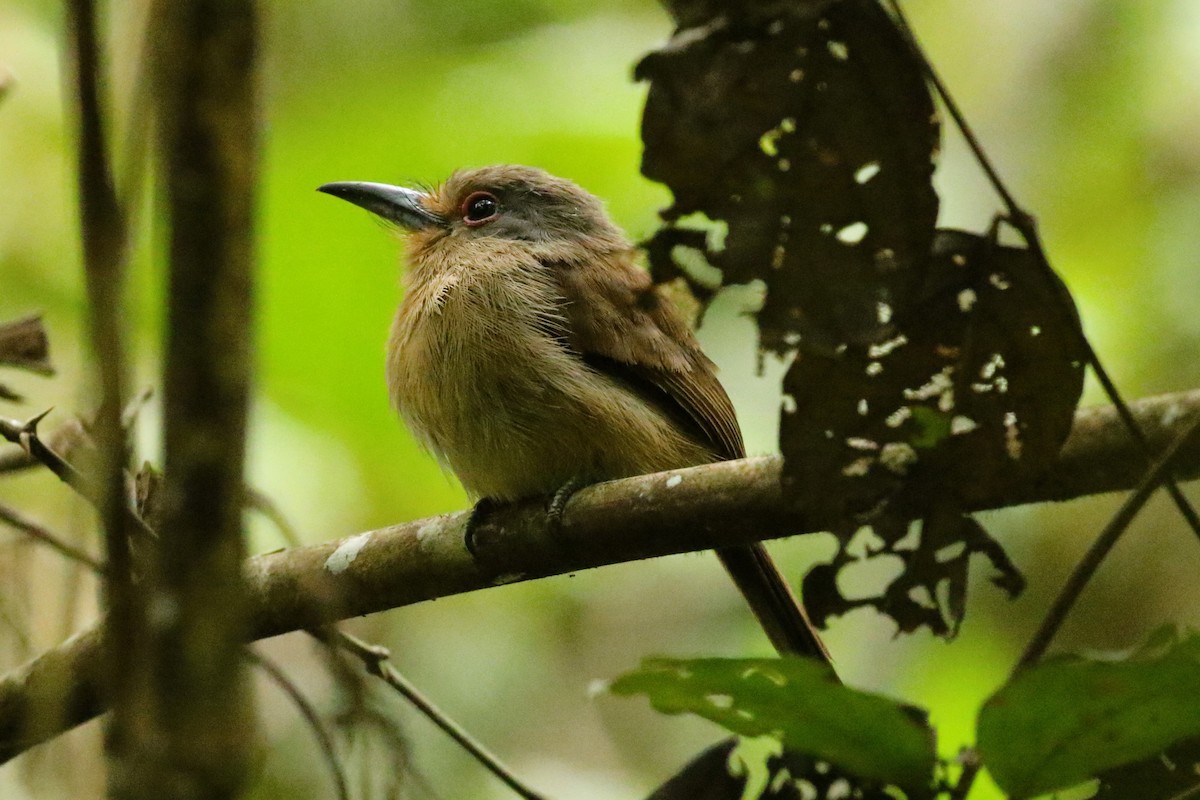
[
  {"left": 546, "top": 477, "right": 588, "bottom": 540},
  {"left": 464, "top": 496, "right": 499, "bottom": 558}
]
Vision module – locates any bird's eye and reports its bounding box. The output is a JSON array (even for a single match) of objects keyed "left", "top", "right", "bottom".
[{"left": 461, "top": 191, "right": 499, "bottom": 226}]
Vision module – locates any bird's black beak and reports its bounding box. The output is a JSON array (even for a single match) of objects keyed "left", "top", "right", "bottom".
[{"left": 317, "top": 181, "right": 445, "bottom": 231}]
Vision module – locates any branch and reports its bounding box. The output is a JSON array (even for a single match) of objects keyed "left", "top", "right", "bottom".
[
  {"left": 0, "top": 389, "right": 151, "bottom": 475},
  {"left": 1, "top": 389, "right": 1199, "bottom": 763},
  {"left": 128, "top": 0, "right": 260, "bottom": 794},
  {"left": 0, "top": 417, "right": 86, "bottom": 475},
  {"left": 0, "top": 502, "right": 103, "bottom": 572},
  {"left": 0, "top": 411, "right": 154, "bottom": 540}
]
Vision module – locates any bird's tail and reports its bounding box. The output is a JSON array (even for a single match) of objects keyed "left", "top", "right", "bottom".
[{"left": 716, "top": 543, "right": 831, "bottom": 664}]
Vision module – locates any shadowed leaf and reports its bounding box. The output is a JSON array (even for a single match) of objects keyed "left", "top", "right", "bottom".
[
  {"left": 644, "top": 737, "right": 914, "bottom": 800},
  {"left": 0, "top": 315, "right": 53, "bottom": 375},
  {"left": 1093, "top": 733, "right": 1200, "bottom": 799},
  {"left": 613, "top": 656, "right": 936, "bottom": 792}
]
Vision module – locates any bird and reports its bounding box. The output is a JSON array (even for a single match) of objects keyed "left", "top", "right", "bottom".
[{"left": 318, "top": 165, "right": 828, "bottom": 662}]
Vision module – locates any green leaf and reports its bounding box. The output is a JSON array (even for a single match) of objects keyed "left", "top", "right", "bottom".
[
  {"left": 610, "top": 656, "right": 936, "bottom": 791},
  {"left": 907, "top": 406, "right": 953, "bottom": 449},
  {"left": 977, "top": 631, "right": 1200, "bottom": 798}
]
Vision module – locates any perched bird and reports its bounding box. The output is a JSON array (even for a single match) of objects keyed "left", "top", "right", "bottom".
[{"left": 319, "top": 165, "right": 828, "bottom": 661}]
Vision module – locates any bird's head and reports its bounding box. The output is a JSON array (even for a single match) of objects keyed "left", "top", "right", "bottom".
[{"left": 319, "top": 165, "right": 629, "bottom": 264}]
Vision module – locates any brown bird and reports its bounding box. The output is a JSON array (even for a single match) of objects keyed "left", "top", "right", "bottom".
[{"left": 319, "top": 165, "right": 828, "bottom": 661}]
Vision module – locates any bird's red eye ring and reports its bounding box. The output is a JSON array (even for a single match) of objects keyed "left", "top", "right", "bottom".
[{"left": 461, "top": 191, "right": 499, "bottom": 226}]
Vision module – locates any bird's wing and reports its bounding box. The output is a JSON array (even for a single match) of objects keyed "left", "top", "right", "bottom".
[
  {"left": 550, "top": 254, "right": 745, "bottom": 461},
  {"left": 549, "top": 254, "right": 830, "bottom": 661}
]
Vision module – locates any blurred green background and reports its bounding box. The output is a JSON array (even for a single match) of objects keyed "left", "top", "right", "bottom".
[{"left": 2, "top": 1, "right": 1199, "bottom": 798}]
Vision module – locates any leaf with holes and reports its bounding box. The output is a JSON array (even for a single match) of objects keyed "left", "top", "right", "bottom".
[
  {"left": 638, "top": 0, "right": 1085, "bottom": 639},
  {"left": 639, "top": 0, "right": 939, "bottom": 349},
  {"left": 781, "top": 228, "right": 1085, "bottom": 522},
  {"left": 781, "top": 228, "right": 1080, "bottom": 635},
  {"left": 978, "top": 632, "right": 1200, "bottom": 798},
  {"left": 801, "top": 513, "right": 1024, "bottom": 637},
  {"left": 612, "top": 656, "right": 936, "bottom": 792}
]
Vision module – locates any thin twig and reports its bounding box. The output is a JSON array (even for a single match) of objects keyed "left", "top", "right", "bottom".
[
  {"left": 259, "top": 490, "right": 529, "bottom": 798},
  {"left": 0, "top": 412, "right": 154, "bottom": 540},
  {"left": 883, "top": 0, "right": 1020, "bottom": 215},
  {"left": 250, "top": 649, "right": 350, "bottom": 800},
  {"left": 0, "top": 418, "right": 84, "bottom": 475},
  {"left": 313, "top": 633, "right": 428, "bottom": 800},
  {"left": 0, "top": 502, "right": 104, "bottom": 573},
  {"left": 314, "top": 628, "right": 549, "bottom": 800},
  {"left": 0, "top": 389, "right": 149, "bottom": 476},
  {"left": 1017, "top": 416, "right": 1200, "bottom": 671},
  {"left": 0, "top": 411, "right": 87, "bottom": 489},
  {"left": 65, "top": 0, "right": 136, "bottom": 633},
  {"left": 119, "top": 386, "right": 154, "bottom": 431},
  {"left": 247, "top": 488, "right": 304, "bottom": 548},
  {"left": 1080, "top": 350, "right": 1200, "bottom": 538}
]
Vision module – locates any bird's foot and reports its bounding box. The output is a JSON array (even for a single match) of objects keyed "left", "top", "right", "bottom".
[
  {"left": 546, "top": 477, "right": 588, "bottom": 540},
  {"left": 464, "top": 496, "right": 500, "bottom": 558},
  {"left": 464, "top": 479, "right": 588, "bottom": 558}
]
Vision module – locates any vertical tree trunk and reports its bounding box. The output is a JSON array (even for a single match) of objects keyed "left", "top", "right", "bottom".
[{"left": 107, "top": 2, "right": 261, "bottom": 797}]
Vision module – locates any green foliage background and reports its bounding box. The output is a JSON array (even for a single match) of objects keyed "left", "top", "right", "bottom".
[{"left": 1, "top": 1, "right": 1199, "bottom": 798}]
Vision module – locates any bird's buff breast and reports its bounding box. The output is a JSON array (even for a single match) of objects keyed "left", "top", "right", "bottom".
[{"left": 386, "top": 269, "right": 711, "bottom": 501}]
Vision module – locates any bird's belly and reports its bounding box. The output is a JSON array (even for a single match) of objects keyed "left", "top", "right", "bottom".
[{"left": 390, "top": 322, "right": 713, "bottom": 501}]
